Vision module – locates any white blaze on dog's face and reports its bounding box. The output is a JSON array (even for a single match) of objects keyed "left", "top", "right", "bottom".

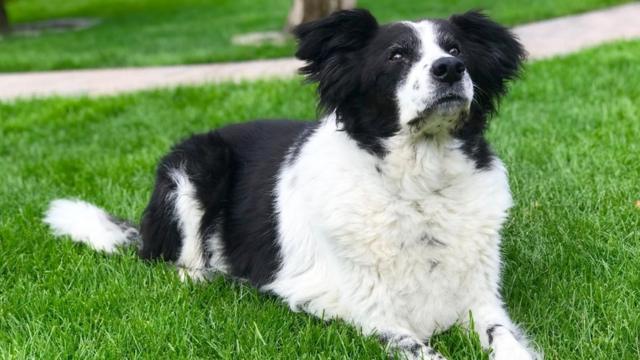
[{"left": 395, "top": 21, "right": 474, "bottom": 134}]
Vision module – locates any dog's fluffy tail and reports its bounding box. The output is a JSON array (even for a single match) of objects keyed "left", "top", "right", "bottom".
[{"left": 43, "top": 199, "right": 140, "bottom": 253}]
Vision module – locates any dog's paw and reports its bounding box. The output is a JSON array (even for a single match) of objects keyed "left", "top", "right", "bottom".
[
  {"left": 391, "top": 339, "right": 447, "bottom": 360},
  {"left": 491, "top": 338, "right": 538, "bottom": 360},
  {"left": 178, "top": 267, "right": 210, "bottom": 283},
  {"left": 400, "top": 346, "right": 447, "bottom": 360}
]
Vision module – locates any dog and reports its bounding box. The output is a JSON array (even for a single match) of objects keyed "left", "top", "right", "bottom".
[{"left": 44, "top": 9, "right": 540, "bottom": 360}]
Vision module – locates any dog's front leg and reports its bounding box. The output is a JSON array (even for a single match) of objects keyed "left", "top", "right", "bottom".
[
  {"left": 379, "top": 331, "right": 446, "bottom": 360},
  {"left": 468, "top": 300, "right": 540, "bottom": 360}
]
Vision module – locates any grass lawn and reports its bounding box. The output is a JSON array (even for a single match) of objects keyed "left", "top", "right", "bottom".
[
  {"left": 1, "top": 40, "right": 640, "bottom": 359},
  {"left": 0, "top": 0, "right": 633, "bottom": 72}
]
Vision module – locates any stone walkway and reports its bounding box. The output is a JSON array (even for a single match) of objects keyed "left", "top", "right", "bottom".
[{"left": 1, "top": 3, "right": 639, "bottom": 101}]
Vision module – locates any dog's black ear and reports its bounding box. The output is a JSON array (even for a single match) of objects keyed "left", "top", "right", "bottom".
[
  {"left": 293, "top": 9, "right": 378, "bottom": 114},
  {"left": 450, "top": 11, "right": 526, "bottom": 116}
]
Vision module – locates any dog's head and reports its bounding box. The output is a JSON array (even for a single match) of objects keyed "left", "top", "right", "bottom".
[{"left": 294, "top": 9, "right": 525, "bottom": 155}]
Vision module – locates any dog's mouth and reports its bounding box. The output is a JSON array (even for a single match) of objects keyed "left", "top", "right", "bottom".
[
  {"left": 409, "top": 93, "right": 470, "bottom": 128},
  {"left": 431, "top": 93, "right": 467, "bottom": 109}
]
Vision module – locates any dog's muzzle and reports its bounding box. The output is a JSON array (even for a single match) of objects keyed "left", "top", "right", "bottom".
[{"left": 409, "top": 91, "right": 471, "bottom": 131}]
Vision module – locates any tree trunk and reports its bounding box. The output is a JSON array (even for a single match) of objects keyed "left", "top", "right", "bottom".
[
  {"left": 286, "top": 0, "right": 356, "bottom": 31},
  {"left": 0, "top": 0, "right": 9, "bottom": 35}
]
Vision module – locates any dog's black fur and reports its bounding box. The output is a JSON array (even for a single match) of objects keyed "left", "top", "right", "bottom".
[
  {"left": 139, "top": 121, "right": 314, "bottom": 286},
  {"left": 137, "top": 9, "right": 525, "bottom": 286}
]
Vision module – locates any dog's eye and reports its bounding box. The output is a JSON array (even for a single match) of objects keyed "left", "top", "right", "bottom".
[
  {"left": 448, "top": 47, "right": 461, "bottom": 56},
  {"left": 389, "top": 51, "right": 404, "bottom": 61}
]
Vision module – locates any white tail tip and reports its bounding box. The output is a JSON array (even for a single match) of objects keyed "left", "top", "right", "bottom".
[{"left": 43, "top": 199, "right": 136, "bottom": 253}]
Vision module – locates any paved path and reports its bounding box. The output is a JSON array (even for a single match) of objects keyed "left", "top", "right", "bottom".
[{"left": 1, "top": 3, "right": 639, "bottom": 101}]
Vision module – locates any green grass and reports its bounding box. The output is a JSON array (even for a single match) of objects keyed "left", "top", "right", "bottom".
[
  {"left": 0, "top": 0, "right": 632, "bottom": 72},
  {"left": 1, "top": 40, "right": 640, "bottom": 359}
]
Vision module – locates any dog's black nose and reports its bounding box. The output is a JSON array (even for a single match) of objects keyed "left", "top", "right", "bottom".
[{"left": 431, "top": 57, "right": 465, "bottom": 84}]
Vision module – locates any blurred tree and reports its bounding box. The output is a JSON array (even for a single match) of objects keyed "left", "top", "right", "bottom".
[
  {"left": 286, "top": 0, "right": 356, "bottom": 30},
  {"left": 0, "top": 0, "right": 9, "bottom": 34}
]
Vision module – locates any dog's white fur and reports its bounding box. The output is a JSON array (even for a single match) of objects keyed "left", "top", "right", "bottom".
[
  {"left": 169, "top": 168, "right": 211, "bottom": 281},
  {"left": 269, "top": 115, "right": 535, "bottom": 359},
  {"left": 44, "top": 199, "right": 137, "bottom": 253},
  {"left": 44, "top": 17, "right": 539, "bottom": 360}
]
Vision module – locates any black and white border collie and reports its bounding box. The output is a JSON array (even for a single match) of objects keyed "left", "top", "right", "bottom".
[{"left": 44, "top": 9, "right": 540, "bottom": 360}]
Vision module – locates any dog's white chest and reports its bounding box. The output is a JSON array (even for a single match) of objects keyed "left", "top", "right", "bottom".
[{"left": 270, "top": 123, "right": 512, "bottom": 338}]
